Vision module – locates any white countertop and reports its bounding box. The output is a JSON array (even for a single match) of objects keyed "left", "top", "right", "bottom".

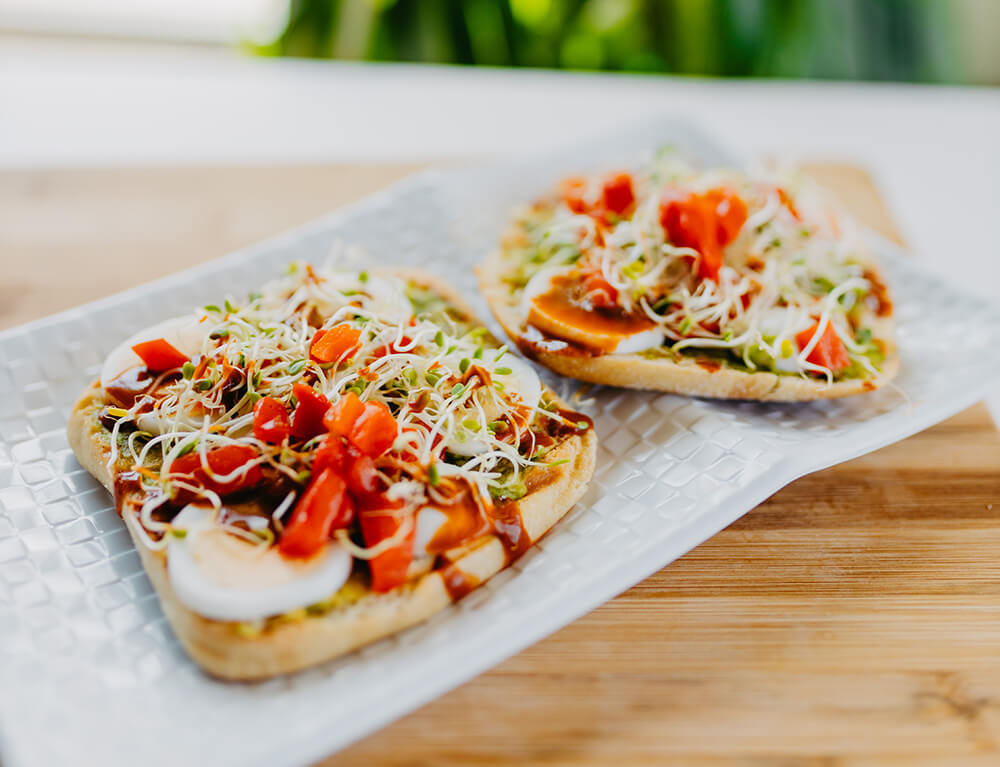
[{"left": 3, "top": 39, "right": 998, "bottom": 414}]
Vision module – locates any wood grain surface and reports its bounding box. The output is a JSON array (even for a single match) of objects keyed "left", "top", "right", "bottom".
[{"left": 3, "top": 163, "right": 999, "bottom": 766}]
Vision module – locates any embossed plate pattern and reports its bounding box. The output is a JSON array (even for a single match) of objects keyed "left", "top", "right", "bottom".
[{"left": 2, "top": 118, "right": 999, "bottom": 767}]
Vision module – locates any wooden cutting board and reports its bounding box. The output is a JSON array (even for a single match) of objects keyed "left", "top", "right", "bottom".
[{"left": 4, "top": 164, "right": 999, "bottom": 765}]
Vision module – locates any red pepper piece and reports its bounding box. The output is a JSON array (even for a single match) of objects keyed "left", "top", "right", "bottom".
[
  {"left": 312, "top": 435, "right": 351, "bottom": 475},
  {"left": 560, "top": 176, "right": 589, "bottom": 214},
  {"left": 310, "top": 324, "right": 362, "bottom": 364},
  {"left": 601, "top": 172, "right": 635, "bottom": 216},
  {"left": 359, "top": 500, "right": 414, "bottom": 593},
  {"left": 795, "top": 321, "right": 850, "bottom": 373},
  {"left": 290, "top": 383, "right": 330, "bottom": 441},
  {"left": 659, "top": 188, "right": 747, "bottom": 283},
  {"left": 371, "top": 335, "right": 413, "bottom": 359},
  {"left": 131, "top": 338, "right": 188, "bottom": 372},
  {"left": 278, "top": 468, "right": 355, "bottom": 559},
  {"left": 323, "top": 391, "right": 366, "bottom": 438},
  {"left": 170, "top": 444, "right": 262, "bottom": 497},
  {"left": 346, "top": 453, "right": 379, "bottom": 497},
  {"left": 348, "top": 401, "right": 397, "bottom": 457},
  {"left": 252, "top": 396, "right": 291, "bottom": 444}
]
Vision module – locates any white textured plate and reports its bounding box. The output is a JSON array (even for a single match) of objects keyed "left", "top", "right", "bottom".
[{"left": 2, "top": 118, "right": 999, "bottom": 767}]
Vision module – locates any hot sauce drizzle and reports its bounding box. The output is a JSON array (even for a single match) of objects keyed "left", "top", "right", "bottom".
[
  {"left": 104, "top": 367, "right": 154, "bottom": 408},
  {"left": 113, "top": 470, "right": 143, "bottom": 516},
  {"left": 438, "top": 560, "right": 481, "bottom": 601}
]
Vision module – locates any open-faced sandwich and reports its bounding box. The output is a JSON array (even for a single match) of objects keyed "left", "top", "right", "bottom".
[
  {"left": 67, "top": 261, "right": 596, "bottom": 679},
  {"left": 479, "top": 150, "right": 898, "bottom": 401}
]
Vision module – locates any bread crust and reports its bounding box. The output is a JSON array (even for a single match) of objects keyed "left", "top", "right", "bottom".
[
  {"left": 477, "top": 248, "right": 899, "bottom": 402},
  {"left": 66, "top": 270, "right": 597, "bottom": 680}
]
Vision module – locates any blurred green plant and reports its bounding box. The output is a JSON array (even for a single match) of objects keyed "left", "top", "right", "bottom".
[{"left": 255, "top": 0, "right": 964, "bottom": 82}]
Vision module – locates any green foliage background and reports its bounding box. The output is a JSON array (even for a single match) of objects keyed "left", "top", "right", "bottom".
[{"left": 256, "top": 0, "right": 965, "bottom": 83}]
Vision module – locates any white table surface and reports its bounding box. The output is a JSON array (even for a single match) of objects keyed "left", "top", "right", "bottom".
[{"left": 3, "top": 38, "right": 998, "bottom": 416}]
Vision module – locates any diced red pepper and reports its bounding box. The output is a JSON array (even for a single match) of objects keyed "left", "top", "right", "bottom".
[
  {"left": 579, "top": 268, "right": 618, "bottom": 309},
  {"left": 601, "top": 172, "right": 635, "bottom": 216},
  {"left": 371, "top": 335, "right": 413, "bottom": 359},
  {"left": 349, "top": 401, "right": 397, "bottom": 458},
  {"left": 795, "top": 321, "right": 850, "bottom": 373},
  {"left": 322, "top": 391, "right": 366, "bottom": 438},
  {"left": 359, "top": 501, "right": 414, "bottom": 593},
  {"left": 659, "top": 188, "right": 748, "bottom": 283},
  {"left": 310, "top": 324, "right": 362, "bottom": 364},
  {"left": 560, "top": 177, "right": 589, "bottom": 214},
  {"left": 278, "top": 469, "right": 355, "bottom": 559},
  {"left": 170, "top": 444, "right": 262, "bottom": 497},
  {"left": 252, "top": 396, "right": 291, "bottom": 444},
  {"left": 290, "top": 383, "right": 330, "bottom": 441},
  {"left": 712, "top": 189, "right": 748, "bottom": 244},
  {"left": 312, "top": 435, "right": 351, "bottom": 475},
  {"left": 346, "top": 453, "right": 379, "bottom": 497},
  {"left": 131, "top": 338, "right": 188, "bottom": 372},
  {"left": 313, "top": 434, "right": 381, "bottom": 504}
]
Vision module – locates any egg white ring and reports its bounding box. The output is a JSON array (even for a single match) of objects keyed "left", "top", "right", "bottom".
[
  {"left": 166, "top": 506, "right": 353, "bottom": 623},
  {"left": 413, "top": 506, "right": 448, "bottom": 554},
  {"left": 520, "top": 265, "right": 572, "bottom": 318},
  {"left": 521, "top": 266, "right": 665, "bottom": 356},
  {"left": 609, "top": 326, "right": 666, "bottom": 355}
]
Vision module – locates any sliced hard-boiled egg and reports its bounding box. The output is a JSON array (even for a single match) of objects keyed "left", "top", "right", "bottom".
[
  {"left": 491, "top": 354, "right": 541, "bottom": 411},
  {"left": 609, "top": 326, "right": 668, "bottom": 355},
  {"left": 523, "top": 269, "right": 665, "bottom": 354},
  {"left": 521, "top": 265, "right": 573, "bottom": 317},
  {"left": 100, "top": 315, "right": 207, "bottom": 391},
  {"left": 445, "top": 354, "right": 543, "bottom": 457},
  {"left": 757, "top": 307, "right": 804, "bottom": 339},
  {"left": 774, "top": 355, "right": 803, "bottom": 373},
  {"left": 755, "top": 308, "right": 808, "bottom": 372},
  {"left": 413, "top": 501, "right": 489, "bottom": 556},
  {"left": 166, "top": 505, "right": 352, "bottom": 622},
  {"left": 413, "top": 506, "right": 448, "bottom": 555},
  {"left": 135, "top": 409, "right": 206, "bottom": 437}
]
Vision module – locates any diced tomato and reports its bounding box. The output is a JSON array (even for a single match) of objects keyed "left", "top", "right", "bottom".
[
  {"left": 323, "top": 391, "right": 365, "bottom": 438},
  {"left": 560, "top": 177, "right": 589, "bottom": 214},
  {"left": 170, "top": 444, "right": 262, "bottom": 497},
  {"left": 252, "top": 396, "right": 290, "bottom": 444},
  {"left": 131, "top": 338, "right": 188, "bottom": 372},
  {"left": 346, "top": 453, "right": 379, "bottom": 497},
  {"left": 278, "top": 469, "right": 355, "bottom": 559},
  {"left": 579, "top": 269, "right": 618, "bottom": 309},
  {"left": 349, "top": 401, "right": 397, "bottom": 457},
  {"left": 777, "top": 187, "right": 800, "bottom": 220},
  {"left": 371, "top": 335, "right": 413, "bottom": 358},
  {"left": 312, "top": 435, "right": 351, "bottom": 475},
  {"left": 712, "top": 189, "right": 748, "bottom": 244},
  {"left": 659, "top": 188, "right": 748, "bottom": 283},
  {"left": 601, "top": 172, "right": 635, "bottom": 216},
  {"left": 310, "top": 324, "right": 362, "bottom": 364},
  {"left": 359, "top": 501, "right": 414, "bottom": 593},
  {"left": 290, "top": 383, "right": 330, "bottom": 441},
  {"left": 310, "top": 430, "right": 381, "bottom": 503},
  {"left": 795, "top": 321, "right": 850, "bottom": 373}
]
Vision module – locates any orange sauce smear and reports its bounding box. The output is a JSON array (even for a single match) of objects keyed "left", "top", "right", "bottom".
[{"left": 527, "top": 274, "right": 657, "bottom": 353}]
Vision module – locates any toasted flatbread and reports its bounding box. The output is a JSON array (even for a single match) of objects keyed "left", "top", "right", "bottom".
[
  {"left": 478, "top": 250, "right": 898, "bottom": 402},
  {"left": 478, "top": 157, "right": 899, "bottom": 402},
  {"left": 67, "top": 270, "right": 596, "bottom": 680}
]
